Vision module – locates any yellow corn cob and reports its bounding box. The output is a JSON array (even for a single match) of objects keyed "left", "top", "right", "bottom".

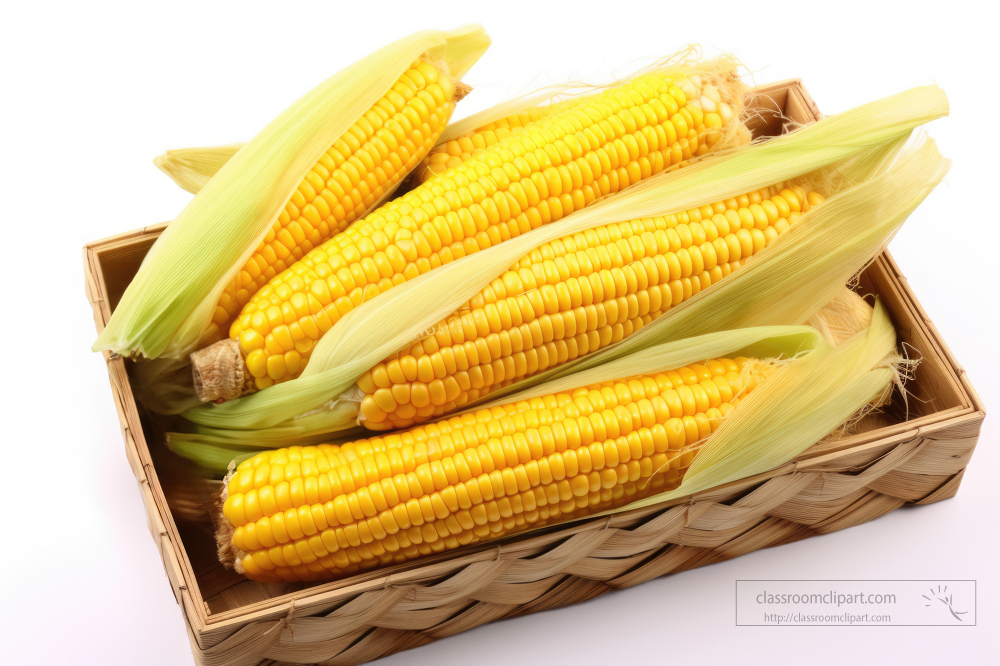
[
  {"left": 355, "top": 185, "right": 824, "bottom": 429},
  {"left": 216, "top": 68, "right": 741, "bottom": 395},
  {"left": 414, "top": 71, "right": 741, "bottom": 184},
  {"left": 414, "top": 101, "right": 573, "bottom": 183},
  {"left": 220, "top": 356, "right": 760, "bottom": 582},
  {"left": 200, "top": 60, "right": 464, "bottom": 345}
]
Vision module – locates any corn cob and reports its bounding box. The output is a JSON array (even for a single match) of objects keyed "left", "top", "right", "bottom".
[
  {"left": 219, "top": 356, "right": 761, "bottom": 582},
  {"left": 194, "top": 64, "right": 744, "bottom": 399},
  {"left": 415, "top": 72, "right": 738, "bottom": 184},
  {"left": 200, "top": 60, "right": 466, "bottom": 346},
  {"left": 355, "top": 184, "right": 824, "bottom": 429},
  {"left": 414, "top": 102, "right": 572, "bottom": 183}
]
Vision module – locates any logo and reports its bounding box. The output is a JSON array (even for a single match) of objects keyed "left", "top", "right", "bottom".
[
  {"left": 737, "top": 580, "right": 976, "bottom": 626},
  {"left": 923, "top": 584, "right": 969, "bottom": 622}
]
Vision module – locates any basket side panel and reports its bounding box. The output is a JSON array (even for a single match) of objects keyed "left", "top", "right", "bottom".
[
  {"left": 85, "top": 240, "right": 210, "bottom": 642},
  {"left": 188, "top": 423, "right": 976, "bottom": 666}
]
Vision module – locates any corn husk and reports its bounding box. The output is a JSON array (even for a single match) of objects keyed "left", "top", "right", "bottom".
[
  {"left": 93, "top": 26, "right": 490, "bottom": 360},
  {"left": 806, "top": 288, "right": 873, "bottom": 347},
  {"left": 476, "top": 297, "right": 898, "bottom": 527},
  {"left": 152, "top": 141, "right": 409, "bottom": 214},
  {"left": 153, "top": 143, "right": 244, "bottom": 195},
  {"left": 616, "top": 298, "right": 899, "bottom": 509},
  {"left": 172, "top": 86, "right": 947, "bottom": 450},
  {"left": 435, "top": 45, "right": 709, "bottom": 142},
  {"left": 481, "top": 133, "right": 946, "bottom": 399},
  {"left": 152, "top": 46, "right": 710, "bottom": 194},
  {"left": 484, "top": 326, "right": 826, "bottom": 410},
  {"left": 169, "top": 323, "right": 823, "bottom": 473}
]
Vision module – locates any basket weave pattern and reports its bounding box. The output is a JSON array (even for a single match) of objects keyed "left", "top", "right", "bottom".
[
  {"left": 82, "top": 81, "right": 985, "bottom": 666},
  {"left": 193, "top": 417, "right": 978, "bottom": 666}
]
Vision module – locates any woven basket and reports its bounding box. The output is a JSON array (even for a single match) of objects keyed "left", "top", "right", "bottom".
[{"left": 83, "top": 80, "right": 985, "bottom": 666}]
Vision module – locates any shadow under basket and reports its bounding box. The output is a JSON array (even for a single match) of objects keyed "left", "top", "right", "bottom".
[{"left": 84, "top": 80, "right": 985, "bottom": 666}]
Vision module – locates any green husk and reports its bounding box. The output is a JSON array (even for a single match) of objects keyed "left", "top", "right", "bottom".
[
  {"left": 436, "top": 45, "right": 708, "bottom": 143},
  {"left": 617, "top": 298, "right": 899, "bottom": 510},
  {"left": 168, "top": 427, "right": 366, "bottom": 475},
  {"left": 152, "top": 141, "right": 408, "bottom": 212},
  {"left": 151, "top": 46, "right": 709, "bottom": 194},
  {"left": 93, "top": 26, "right": 490, "bottom": 360},
  {"left": 168, "top": 324, "right": 823, "bottom": 474},
  {"left": 805, "top": 288, "right": 873, "bottom": 347},
  {"left": 153, "top": 143, "right": 244, "bottom": 195},
  {"left": 480, "top": 326, "right": 826, "bottom": 411},
  {"left": 172, "top": 86, "right": 948, "bottom": 451},
  {"left": 482, "top": 133, "right": 947, "bottom": 400},
  {"left": 479, "top": 297, "right": 899, "bottom": 531},
  {"left": 132, "top": 357, "right": 202, "bottom": 415}
]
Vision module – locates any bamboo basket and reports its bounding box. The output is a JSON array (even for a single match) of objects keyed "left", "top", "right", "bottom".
[{"left": 84, "top": 80, "right": 985, "bottom": 666}]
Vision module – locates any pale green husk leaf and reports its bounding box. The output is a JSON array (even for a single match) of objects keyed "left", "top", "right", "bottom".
[
  {"left": 482, "top": 133, "right": 948, "bottom": 400},
  {"left": 153, "top": 143, "right": 244, "bottom": 195},
  {"left": 612, "top": 298, "right": 899, "bottom": 511},
  {"left": 93, "top": 26, "right": 491, "bottom": 359},
  {"left": 152, "top": 46, "right": 709, "bottom": 193},
  {"left": 169, "top": 324, "right": 824, "bottom": 472}
]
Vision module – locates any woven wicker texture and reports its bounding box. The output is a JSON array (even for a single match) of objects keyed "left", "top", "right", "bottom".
[
  {"left": 189, "top": 417, "right": 978, "bottom": 666},
  {"left": 83, "top": 81, "right": 985, "bottom": 666}
]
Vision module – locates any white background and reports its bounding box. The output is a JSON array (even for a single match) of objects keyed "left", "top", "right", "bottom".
[{"left": 1, "top": 1, "right": 997, "bottom": 664}]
